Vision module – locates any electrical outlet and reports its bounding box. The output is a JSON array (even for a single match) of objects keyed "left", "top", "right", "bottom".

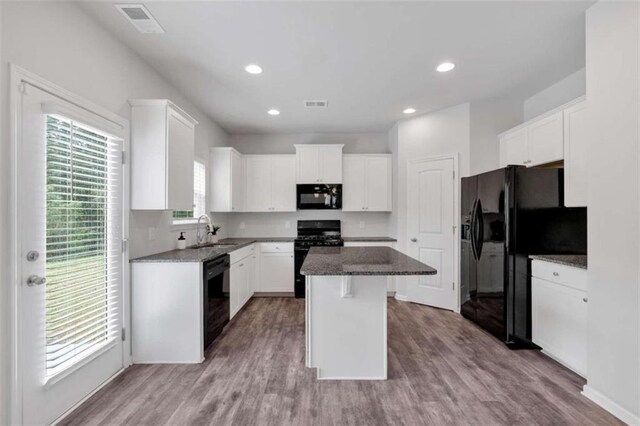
[
  {"left": 359, "top": 221, "right": 365, "bottom": 229},
  {"left": 285, "top": 221, "right": 291, "bottom": 229},
  {"left": 148, "top": 227, "right": 156, "bottom": 241},
  {"left": 239, "top": 221, "right": 246, "bottom": 229}
]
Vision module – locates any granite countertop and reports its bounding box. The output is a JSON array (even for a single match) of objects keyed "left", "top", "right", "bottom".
[
  {"left": 218, "top": 237, "right": 296, "bottom": 244},
  {"left": 342, "top": 237, "right": 397, "bottom": 242},
  {"left": 130, "top": 242, "right": 255, "bottom": 263},
  {"left": 130, "top": 236, "right": 397, "bottom": 263},
  {"left": 530, "top": 254, "right": 587, "bottom": 270},
  {"left": 130, "top": 237, "right": 296, "bottom": 263},
  {"left": 300, "top": 246, "right": 437, "bottom": 276}
]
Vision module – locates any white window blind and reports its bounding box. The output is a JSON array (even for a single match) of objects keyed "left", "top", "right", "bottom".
[
  {"left": 45, "top": 115, "right": 122, "bottom": 377},
  {"left": 173, "top": 160, "right": 206, "bottom": 221}
]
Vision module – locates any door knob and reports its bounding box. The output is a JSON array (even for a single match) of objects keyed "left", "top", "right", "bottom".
[
  {"left": 27, "top": 275, "right": 46, "bottom": 286},
  {"left": 410, "top": 238, "right": 417, "bottom": 242}
]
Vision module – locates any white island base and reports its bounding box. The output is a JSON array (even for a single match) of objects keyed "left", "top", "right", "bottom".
[{"left": 305, "top": 275, "right": 387, "bottom": 380}]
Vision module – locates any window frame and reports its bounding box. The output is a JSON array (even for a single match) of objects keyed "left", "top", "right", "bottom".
[{"left": 172, "top": 157, "right": 207, "bottom": 225}]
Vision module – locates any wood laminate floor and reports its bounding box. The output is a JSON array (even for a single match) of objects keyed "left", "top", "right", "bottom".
[{"left": 60, "top": 298, "right": 621, "bottom": 426}]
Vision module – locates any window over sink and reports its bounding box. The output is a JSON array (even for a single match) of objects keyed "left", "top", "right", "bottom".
[{"left": 172, "top": 159, "right": 206, "bottom": 224}]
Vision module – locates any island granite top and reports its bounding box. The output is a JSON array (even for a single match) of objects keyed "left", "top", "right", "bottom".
[
  {"left": 529, "top": 254, "right": 587, "bottom": 270},
  {"left": 300, "top": 246, "right": 437, "bottom": 276}
]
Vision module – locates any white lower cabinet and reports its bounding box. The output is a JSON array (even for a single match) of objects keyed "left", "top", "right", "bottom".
[
  {"left": 343, "top": 241, "right": 396, "bottom": 293},
  {"left": 230, "top": 245, "right": 255, "bottom": 319},
  {"left": 257, "top": 243, "right": 294, "bottom": 292},
  {"left": 531, "top": 260, "right": 587, "bottom": 377}
]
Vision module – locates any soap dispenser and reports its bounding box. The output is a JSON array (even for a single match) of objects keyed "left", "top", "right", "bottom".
[{"left": 177, "top": 232, "right": 187, "bottom": 250}]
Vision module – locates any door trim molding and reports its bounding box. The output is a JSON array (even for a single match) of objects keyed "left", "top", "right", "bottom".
[
  {"left": 404, "top": 153, "right": 460, "bottom": 313},
  {"left": 6, "top": 65, "right": 131, "bottom": 425}
]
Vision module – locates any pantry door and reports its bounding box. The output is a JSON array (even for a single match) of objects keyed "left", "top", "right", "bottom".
[
  {"left": 19, "top": 82, "right": 125, "bottom": 425},
  {"left": 406, "top": 156, "right": 457, "bottom": 310}
]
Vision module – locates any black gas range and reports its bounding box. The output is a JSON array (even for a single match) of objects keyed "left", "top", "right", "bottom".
[{"left": 294, "top": 220, "right": 344, "bottom": 298}]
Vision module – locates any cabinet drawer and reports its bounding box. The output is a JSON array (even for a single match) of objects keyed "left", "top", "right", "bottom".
[
  {"left": 230, "top": 244, "right": 255, "bottom": 263},
  {"left": 531, "top": 260, "right": 587, "bottom": 291},
  {"left": 260, "top": 242, "right": 293, "bottom": 253}
]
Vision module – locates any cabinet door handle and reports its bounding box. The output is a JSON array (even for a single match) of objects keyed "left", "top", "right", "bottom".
[
  {"left": 410, "top": 238, "right": 417, "bottom": 242},
  {"left": 239, "top": 263, "right": 244, "bottom": 267},
  {"left": 553, "top": 272, "right": 559, "bottom": 277},
  {"left": 583, "top": 297, "right": 588, "bottom": 303}
]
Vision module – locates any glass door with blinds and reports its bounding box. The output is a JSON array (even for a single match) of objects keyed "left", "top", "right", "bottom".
[{"left": 20, "top": 83, "right": 125, "bottom": 425}]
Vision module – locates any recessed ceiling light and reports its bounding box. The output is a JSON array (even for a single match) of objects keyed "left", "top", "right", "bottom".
[
  {"left": 267, "top": 109, "right": 280, "bottom": 116},
  {"left": 245, "top": 64, "right": 263, "bottom": 74},
  {"left": 403, "top": 108, "right": 416, "bottom": 114},
  {"left": 436, "top": 62, "right": 455, "bottom": 73}
]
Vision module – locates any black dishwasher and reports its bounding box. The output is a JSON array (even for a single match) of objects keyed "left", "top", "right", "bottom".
[{"left": 203, "top": 255, "right": 230, "bottom": 349}]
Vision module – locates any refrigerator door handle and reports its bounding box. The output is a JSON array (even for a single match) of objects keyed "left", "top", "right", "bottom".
[
  {"left": 474, "top": 199, "right": 484, "bottom": 259},
  {"left": 469, "top": 198, "right": 479, "bottom": 260},
  {"left": 504, "top": 180, "right": 510, "bottom": 253}
]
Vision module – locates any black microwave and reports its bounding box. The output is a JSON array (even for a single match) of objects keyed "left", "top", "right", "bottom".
[{"left": 296, "top": 184, "right": 342, "bottom": 210}]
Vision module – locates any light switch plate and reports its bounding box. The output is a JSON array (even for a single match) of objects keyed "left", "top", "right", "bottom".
[
  {"left": 148, "top": 227, "right": 156, "bottom": 241},
  {"left": 285, "top": 221, "right": 291, "bottom": 229},
  {"left": 359, "top": 221, "right": 365, "bottom": 229},
  {"left": 239, "top": 222, "right": 246, "bottom": 229}
]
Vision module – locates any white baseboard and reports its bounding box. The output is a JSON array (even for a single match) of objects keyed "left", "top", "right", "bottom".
[
  {"left": 582, "top": 385, "right": 640, "bottom": 425},
  {"left": 394, "top": 294, "right": 408, "bottom": 302}
]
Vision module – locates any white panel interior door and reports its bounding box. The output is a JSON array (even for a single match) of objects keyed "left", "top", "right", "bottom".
[
  {"left": 20, "top": 83, "right": 124, "bottom": 425},
  {"left": 406, "top": 158, "right": 455, "bottom": 310}
]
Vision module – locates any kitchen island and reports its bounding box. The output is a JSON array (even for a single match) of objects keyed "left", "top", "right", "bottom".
[{"left": 301, "top": 246, "right": 436, "bottom": 380}]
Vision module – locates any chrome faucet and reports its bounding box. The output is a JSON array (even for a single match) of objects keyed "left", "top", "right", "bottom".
[{"left": 196, "top": 214, "right": 212, "bottom": 246}]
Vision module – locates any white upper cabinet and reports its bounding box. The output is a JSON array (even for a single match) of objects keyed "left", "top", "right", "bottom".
[
  {"left": 343, "top": 154, "right": 392, "bottom": 212},
  {"left": 270, "top": 156, "right": 297, "bottom": 211},
  {"left": 500, "top": 128, "right": 528, "bottom": 167},
  {"left": 210, "top": 147, "right": 244, "bottom": 212},
  {"left": 528, "top": 111, "right": 564, "bottom": 167},
  {"left": 295, "top": 144, "right": 344, "bottom": 183},
  {"left": 244, "top": 156, "right": 272, "bottom": 212},
  {"left": 244, "top": 155, "right": 296, "bottom": 212},
  {"left": 130, "top": 99, "right": 197, "bottom": 210},
  {"left": 499, "top": 103, "right": 575, "bottom": 168},
  {"left": 563, "top": 101, "right": 589, "bottom": 207}
]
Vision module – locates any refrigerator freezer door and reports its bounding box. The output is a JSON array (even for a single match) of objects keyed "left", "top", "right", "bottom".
[{"left": 473, "top": 168, "right": 508, "bottom": 341}]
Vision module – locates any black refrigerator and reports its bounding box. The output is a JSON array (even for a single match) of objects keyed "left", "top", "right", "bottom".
[{"left": 460, "top": 166, "right": 586, "bottom": 348}]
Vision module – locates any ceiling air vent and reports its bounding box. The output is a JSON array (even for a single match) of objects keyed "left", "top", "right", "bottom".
[
  {"left": 304, "top": 100, "right": 328, "bottom": 108},
  {"left": 115, "top": 4, "right": 165, "bottom": 34}
]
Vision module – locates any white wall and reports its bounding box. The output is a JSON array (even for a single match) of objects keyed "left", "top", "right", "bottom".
[
  {"left": 469, "top": 97, "right": 524, "bottom": 176},
  {"left": 393, "top": 103, "right": 470, "bottom": 296},
  {"left": 0, "top": 1, "right": 229, "bottom": 261},
  {"left": 229, "top": 132, "right": 389, "bottom": 154},
  {"left": 524, "top": 68, "right": 586, "bottom": 121},
  {"left": 583, "top": 2, "right": 640, "bottom": 423}
]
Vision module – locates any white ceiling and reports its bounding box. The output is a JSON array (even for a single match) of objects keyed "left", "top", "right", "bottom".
[{"left": 77, "top": 1, "right": 591, "bottom": 134}]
